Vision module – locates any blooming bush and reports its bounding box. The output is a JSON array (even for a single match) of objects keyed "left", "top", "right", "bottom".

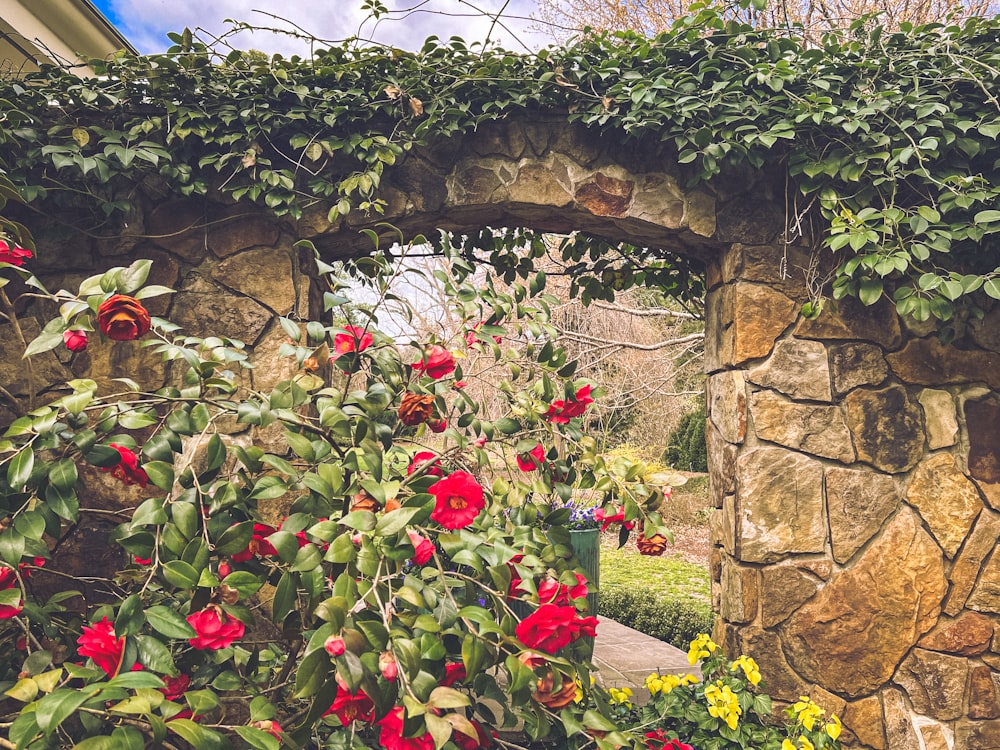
[{"left": 0, "top": 235, "right": 688, "bottom": 749}]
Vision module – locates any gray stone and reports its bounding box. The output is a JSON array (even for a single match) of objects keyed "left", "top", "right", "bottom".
[
  {"left": 966, "top": 397, "right": 1000, "bottom": 484},
  {"left": 736, "top": 447, "right": 826, "bottom": 563},
  {"left": 211, "top": 244, "right": 297, "bottom": 316},
  {"left": 750, "top": 390, "right": 855, "bottom": 463},
  {"left": 706, "top": 420, "right": 737, "bottom": 508},
  {"left": 795, "top": 297, "right": 902, "bottom": 349},
  {"left": 171, "top": 273, "right": 272, "bottom": 344},
  {"left": 707, "top": 370, "right": 747, "bottom": 444},
  {"left": 918, "top": 389, "right": 958, "bottom": 450},
  {"left": 826, "top": 467, "right": 899, "bottom": 564},
  {"left": 747, "top": 338, "right": 832, "bottom": 401}
]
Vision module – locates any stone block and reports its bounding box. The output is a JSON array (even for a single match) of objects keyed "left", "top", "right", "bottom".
[
  {"left": 944, "top": 511, "right": 1000, "bottom": 615},
  {"left": 918, "top": 612, "right": 995, "bottom": 656},
  {"left": 747, "top": 338, "right": 832, "bottom": 401},
  {"left": 750, "top": 390, "right": 855, "bottom": 463},
  {"left": 731, "top": 283, "right": 797, "bottom": 365},
  {"left": 830, "top": 342, "right": 889, "bottom": 396},
  {"left": 970, "top": 666, "right": 1000, "bottom": 719},
  {"left": 760, "top": 563, "right": 820, "bottom": 627},
  {"left": 795, "top": 297, "right": 902, "bottom": 349},
  {"left": 919, "top": 389, "right": 959, "bottom": 450},
  {"left": 845, "top": 385, "right": 925, "bottom": 473},
  {"left": 208, "top": 214, "right": 281, "bottom": 258},
  {"left": 882, "top": 687, "right": 921, "bottom": 750},
  {"left": 719, "top": 558, "right": 758, "bottom": 624},
  {"left": 845, "top": 694, "right": 886, "bottom": 750},
  {"left": 211, "top": 244, "right": 297, "bottom": 316},
  {"left": 826, "top": 466, "right": 899, "bottom": 565},
  {"left": 887, "top": 337, "right": 1000, "bottom": 389},
  {"left": 965, "top": 397, "right": 1000, "bottom": 484},
  {"left": 893, "top": 648, "right": 967, "bottom": 720},
  {"left": 906, "top": 453, "right": 983, "bottom": 559},
  {"left": 967, "top": 546, "right": 1000, "bottom": 616},
  {"left": 955, "top": 719, "right": 1000, "bottom": 749},
  {"left": 706, "top": 421, "right": 737, "bottom": 508},
  {"left": 707, "top": 370, "right": 747, "bottom": 444}
]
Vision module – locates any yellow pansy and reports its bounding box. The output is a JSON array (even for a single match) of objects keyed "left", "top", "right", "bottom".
[
  {"left": 704, "top": 680, "right": 741, "bottom": 730},
  {"left": 731, "top": 655, "right": 761, "bottom": 686},
  {"left": 645, "top": 673, "right": 664, "bottom": 695},
  {"left": 609, "top": 686, "right": 633, "bottom": 706},
  {"left": 825, "top": 713, "right": 842, "bottom": 740},
  {"left": 688, "top": 633, "right": 720, "bottom": 665}
]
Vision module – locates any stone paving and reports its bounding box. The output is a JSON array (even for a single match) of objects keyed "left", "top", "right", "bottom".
[{"left": 591, "top": 616, "right": 698, "bottom": 704}]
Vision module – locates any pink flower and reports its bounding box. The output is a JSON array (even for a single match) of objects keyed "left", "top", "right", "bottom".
[
  {"left": 331, "top": 325, "right": 373, "bottom": 358},
  {"left": 472, "top": 436, "right": 488, "bottom": 448},
  {"left": 379, "top": 651, "right": 399, "bottom": 681},
  {"left": 545, "top": 384, "right": 594, "bottom": 424},
  {"left": 77, "top": 617, "right": 126, "bottom": 677},
  {"left": 594, "top": 506, "right": 634, "bottom": 532},
  {"left": 516, "top": 443, "right": 545, "bottom": 472},
  {"left": 441, "top": 662, "right": 467, "bottom": 686},
  {"left": 186, "top": 606, "right": 245, "bottom": 650},
  {"left": 428, "top": 471, "right": 485, "bottom": 530},
  {"left": 324, "top": 635, "right": 346, "bottom": 656},
  {"left": 428, "top": 418, "right": 447, "bottom": 433},
  {"left": 406, "top": 529, "right": 435, "bottom": 565},
  {"left": 0, "top": 239, "right": 32, "bottom": 266},
  {"left": 101, "top": 444, "right": 149, "bottom": 488},
  {"left": 412, "top": 345, "right": 455, "bottom": 379},
  {"left": 63, "top": 330, "right": 88, "bottom": 352}
]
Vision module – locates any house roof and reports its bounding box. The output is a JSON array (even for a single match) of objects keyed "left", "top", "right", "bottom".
[{"left": 1, "top": 0, "right": 137, "bottom": 78}]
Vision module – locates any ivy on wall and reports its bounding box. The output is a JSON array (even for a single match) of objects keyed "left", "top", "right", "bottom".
[{"left": 1, "top": 8, "right": 999, "bottom": 321}]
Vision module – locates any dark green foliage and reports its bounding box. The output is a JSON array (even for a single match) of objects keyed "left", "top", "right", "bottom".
[
  {"left": 664, "top": 406, "right": 707, "bottom": 472},
  {"left": 600, "top": 586, "right": 714, "bottom": 649}
]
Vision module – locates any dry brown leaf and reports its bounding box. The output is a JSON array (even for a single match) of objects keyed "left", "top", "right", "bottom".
[{"left": 408, "top": 97, "right": 424, "bottom": 117}]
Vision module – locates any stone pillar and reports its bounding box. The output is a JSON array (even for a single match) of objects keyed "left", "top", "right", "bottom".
[{"left": 706, "top": 242, "right": 1000, "bottom": 749}]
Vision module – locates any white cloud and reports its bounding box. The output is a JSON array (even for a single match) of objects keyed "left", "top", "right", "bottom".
[{"left": 109, "top": 0, "right": 548, "bottom": 56}]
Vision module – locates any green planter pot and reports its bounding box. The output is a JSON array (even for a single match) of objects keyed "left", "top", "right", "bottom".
[{"left": 569, "top": 528, "right": 600, "bottom": 619}]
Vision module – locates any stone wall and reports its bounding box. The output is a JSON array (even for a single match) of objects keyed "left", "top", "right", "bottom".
[{"left": 706, "top": 242, "right": 1000, "bottom": 750}]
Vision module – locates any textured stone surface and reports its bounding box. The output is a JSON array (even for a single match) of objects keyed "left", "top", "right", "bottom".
[
  {"left": 783, "top": 510, "right": 947, "bottom": 697},
  {"left": 211, "top": 245, "right": 297, "bottom": 316},
  {"left": 750, "top": 390, "right": 855, "bottom": 463},
  {"left": 736, "top": 447, "right": 826, "bottom": 563},
  {"left": 918, "top": 612, "right": 995, "bottom": 656},
  {"left": 747, "top": 338, "right": 832, "bottom": 401},
  {"left": 731, "top": 284, "right": 797, "bottom": 365},
  {"left": 916, "top": 721, "right": 952, "bottom": 750},
  {"left": 826, "top": 467, "right": 899, "bottom": 564},
  {"left": 719, "top": 558, "right": 758, "bottom": 623},
  {"left": 794, "top": 297, "right": 902, "bottom": 349},
  {"left": 888, "top": 337, "right": 1000, "bottom": 389},
  {"left": 706, "top": 421, "right": 737, "bottom": 509},
  {"left": 507, "top": 161, "right": 574, "bottom": 207},
  {"left": 739, "top": 627, "right": 809, "bottom": 700},
  {"left": 845, "top": 386, "right": 925, "bottom": 473},
  {"left": 759, "top": 563, "right": 820, "bottom": 627},
  {"left": 967, "top": 546, "right": 1000, "bottom": 615},
  {"left": 685, "top": 190, "right": 717, "bottom": 238},
  {"left": 147, "top": 198, "right": 207, "bottom": 260},
  {"left": 883, "top": 687, "right": 921, "bottom": 750},
  {"left": 944, "top": 511, "right": 1000, "bottom": 615},
  {"left": 845, "top": 695, "right": 886, "bottom": 750},
  {"left": 0, "top": 318, "right": 70, "bottom": 396},
  {"left": 707, "top": 370, "right": 747, "bottom": 444},
  {"left": 830, "top": 342, "right": 889, "bottom": 395},
  {"left": 722, "top": 243, "right": 816, "bottom": 299},
  {"left": 893, "top": 648, "right": 967, "bottom": 720},
  {"left": 172, "top": 273, "right": 272, "bottom": 344},
  {"left": 955, "top": 719, "right": 1000, "bottom": 749},
  {"left": 208, "top": 215, "right": 281, "bottom": 258},
  {"left": 971, "top": 304, "right": 1000, "bottom": 353},
  {"left": 574, "top": 172, "right": 633, "bottom": 217},
  {"left": 704, "top": 284, "right": 734, "bottom": 373},
  {"left": 966, "top": 397, "right": 1000, "bottom": 484},
  {"left": 906, "top": 453, "right": 982, "bottom": 558},
  {"left": 970, "top": 666, "right": 1000, "bottom": 719},
  {"left": 919, "top": 389, "right": 959, "bottom": 450},
  {"left": 629, "top": 174, "right": 685, "bottom": 228}
]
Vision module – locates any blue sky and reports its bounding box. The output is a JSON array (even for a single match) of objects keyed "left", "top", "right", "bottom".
[{"left": 91, "top": 0, "right": 550, "bottom": 56}]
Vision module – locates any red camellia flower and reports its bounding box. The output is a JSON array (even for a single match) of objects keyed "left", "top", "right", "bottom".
[
  {"left": 545, "top": 384, "right": 594, "bottom": 424},
  {"left": 516, "top": 443, "right": 546, "bottom": 472},
  {"left": 407, "top": 451, "right": 443, "bottom": 477},
  {"left": 63, "top": 330, "right": 88, "bottom": 352},
  {"left": 452, "top": 720, "right": 493, "bottom": 749},
  {"left": 77, "top": 617, "right": 126, "bottom": 677},
  {"left": 411, "top": 345, "right": 456, "bottom": 379},
  {"left": 537, "top": 573, "right": 588, "bottom": 606},
  {"left": 324, "top": 635, "right": 346, "bottom": 656},
  {"left": 324, "top": 687, "right": 375, "bottom": 724},
  {"left": 379, "top": 650, "right": 399, "bottom": 681},
  {"left": 231, "top": 523, "right": 279, "bottom": 562},
  {"left": 644, "top": 729, "right": 694, "bottom": 750},
  {"left": 96, "top": 294, "right": 151, "bottom": 341},
  {"left": 398, "top": 392, "right": 435, "bottom": 426},
  {"left": 636, "top": 532, "right": 669, "bottom": 556},
  {"left": 406, "top": 529, "right": 435, "bottom": 565},
  {"left": 465, "top": 321, "right": 502, "bottom": 347},
  {"left": 331, "top": 325, "right": 373, "bottom": 357},
  {"left": 428, "top": 471, "right": 485, "bottom": 530},
  {"left": 102, "top": 444, "right": 149, "bottom": 488},
  {"left": 441, "top": 662, "right": 467, "bottom": 687},
  {"left": 594, "top": 506, "right": 635, "bottom": 532},
  {"left": 378, "top": 706, "right": 434, "bottom": 750},
  {"left": 186, "top": 606, "right": 245, "bottom": 650},
  {"left": 0, "top": 239, "right": 32, "bottom": 266},
  {"left": 0, "top": 567, "right": 23, "bottom": 619},
  {"left": 428, "top": 417, "right": 447, "bottom": 433},
  {"left": 515, "top": 604, "right": 599, "bottom": 655},
  {"left": 161, "top": 674, "right": 191, "bottom": 701}
]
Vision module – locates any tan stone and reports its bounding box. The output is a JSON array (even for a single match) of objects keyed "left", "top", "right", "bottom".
[
  {"left": 0, "top": 318, "right": 71, "bottom": 396},
  {"left": 845, "top": 695, "right": 886, "bottom": 750},
  {"left": 73, "top": 326, "right": 168, "bottom": 393},
  {"left": 629, "top": 174, "right": 685, "bottom": 229},
  {"left": 249, "top": 324, "right": 303, "bottom": 393},
  {"left": 707, "top": 370, "right": 747, "bottom": 444},
  {"left": 783, "top": 509, "right": 947, "bottom": 697},
  {"left": 171, "top": 273, "right": 272, "bottom": 344},
  {"left": 750, "top": 390, "right": 855, "bottom": 463},
  {"left": 887, "top": 337, "right": 1000, "bottom": 389},
  {"left": 944, "top": 511, "right": 1000, "bottom": 615},
  {"left": 747, "top": 338, "right": 832, "bottom": 401},
  {"left": 981, "top": 482, "right": 1000, "bottom": 513},
  {"left": 208, "top": 214, "right": 281, "bottom": 258},
  {"left": 918, "top": 612, "right": 995, "bottom": 656},
  {"left": 719, "top": 558, "right": 758, "bottom": 623},
  {"left": 955, "top": 719, "right": 1000, "bottom": 749},
  {"left": 971, "top": 304, "right": 1000, "bottom": 353},
  {"left": 845, "top": 386, "right": 925, "bottom": 473},
  {"left": 211, "top": 245, "right": 297, "bottom": 316},
  {"left": 831, "top": 342, "right": 889, "bottom": 396},
  {"left": 721, "top": 494, "right": 736, "bottom": 555},
  {"left": 147, "top": 198, "right": 208, "bottom": 260},
  {"left": 915, "top": 720, "right": 952, "bottom": 750},
  {"left": 686, "top": 190, "right": 716, "bottom": 238},
  {"left": 507, "top": 162, "right": 573, "bottom": 207},
  {"left": 970, "top": 666, "right": 1000, "bottom": 719},
  {"left": 704, "top": 284, "right": 735, "bottom": 372},
  {"left": 760, "top": 563, "right": 820, "bottom": 627},
  {"left": 731, "top": 284, "right": 797, "bottom": 365},
  {"left": 967, "top": 547, "right": 1000, "bottom": 616},
  {"left": 739, "top": 627, "right": 809, "bottom": 701},
  {"left": 893, "top": 648, "right": 967, "bottom": 720},
  {"left": 966, "top": 397, "right": 1000, "bottom": 484},
  {"left": 794, "top": 297, "right": 902, "bottom": 349},
  {"left": 449, "top": 162, "right": 504, "bottom": 204},
  {"left": 906, "top": 453, "right": 982, "bottom": 558},
  {"left": 826, "top": 467, "right": 899, "bottom": 565},
  {"left": 919, "top": 389, "right": 959, "bottom": 450},
  {"left": 724, "top": 243, "right": 816, "bottom": 300},
  {"left": 574, "top": 172, "right": 633, "bottom": 218},
  {"left": 736, "top": 447, "right": 826, "bottom": 563},
  {"left": 706, "top": 420, "right": 737, "bottom": 509},
  {"left": 883, "top": 687, "right": 921, "bottom": 750}
]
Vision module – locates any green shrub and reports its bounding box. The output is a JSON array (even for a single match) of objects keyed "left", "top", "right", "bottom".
[
  {"left": 664, "top": 405, "right": 707, "bottom": 472},
  {"left": 600, "top": 586, "right": 715, "bottom": 648}
]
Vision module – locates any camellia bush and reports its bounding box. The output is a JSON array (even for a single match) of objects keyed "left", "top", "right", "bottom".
[{"left": 0, "top": 224, "right": 842, "bottom": 750}]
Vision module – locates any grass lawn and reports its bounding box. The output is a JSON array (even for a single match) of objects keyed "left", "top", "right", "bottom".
[{"left": 600, "top": 543, "right": 711, "bottom": 605}]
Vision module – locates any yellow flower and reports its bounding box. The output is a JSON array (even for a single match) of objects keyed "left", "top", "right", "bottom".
[
  {"left": 609, "top": 686, "right": 633, "bottom": 706},
  {"left": 799, "top": 737, "right": 815, "bottom": 750},
  {"left": 573, "top": 673, "right": 596, "bottom": 703},
  {"left": 679, "top": 674, "right": 699, "bottom": 686},
  {"left": 688, "top": 633, "right": 720, "bottom": 665},
  {"left": 645, "top": 673, "right": 665, "bottom": 695},
  {"left": 731, "top": 655, "right": 761, "bottom": 686},
  {"left": 791, "top": 696, "right": 824, "bottom": 731},
  {"left": 825, "top": 713, "right": 842, "bottom": 740},
  {"left": 704, "top": 680, "right": 741, "bottom": 730},
  {"left": 782, "top": 737, "right": 816, "bottom": 750}
]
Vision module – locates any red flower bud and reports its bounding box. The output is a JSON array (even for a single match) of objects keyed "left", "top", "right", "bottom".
[
  {"left": 324, "top": 635, "right": 346, "bottom": 656},
  {"left": 63, "top": 329, "right": 88, "bottom": 352}
]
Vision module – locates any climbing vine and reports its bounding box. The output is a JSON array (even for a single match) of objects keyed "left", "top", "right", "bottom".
[{"left": 1, "top": 6, "right": 1000, "bottom": 320}]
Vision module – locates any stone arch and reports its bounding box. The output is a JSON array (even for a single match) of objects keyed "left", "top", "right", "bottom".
[{"left": 9, "top": 116, "right": 1000, "bottom": 749}]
